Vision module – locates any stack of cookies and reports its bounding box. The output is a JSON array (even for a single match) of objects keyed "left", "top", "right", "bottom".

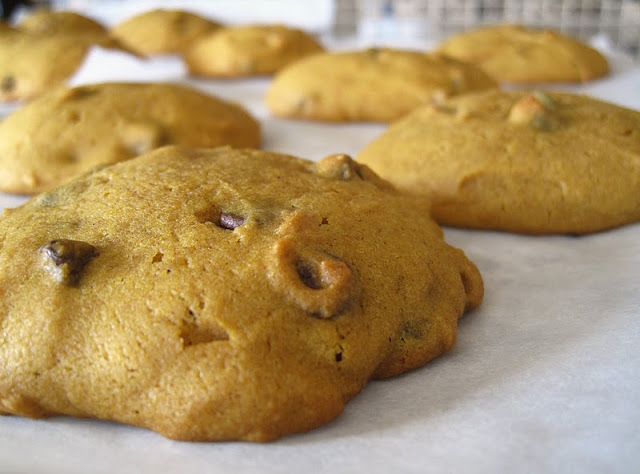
[{"left": 0, "top": 7, "right": 638, "bottom": 443}]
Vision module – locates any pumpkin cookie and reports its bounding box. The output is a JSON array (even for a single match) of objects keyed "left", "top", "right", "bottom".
[
  {"left": 265, "top": 48, "right": 497, "bottom": 122},
  {"left": 436, "top": 24, "right": 609, "bottom": 83},
  {"left": 0, "top": 147, "right": 482, "bottom": 441},
  {"left": 0, "top": 31, "right": 129, "bottom": 102},
  {"left": 185, "top": 24, "right": 324, "bottom": 78},
  {"left": 16, "top": 9, "right": 107, "bottom": 36},
  {"left": 0, "top": 82, "right": 260, "bottom": 194},
  {"left": 357, "top": 90, "right": 640, "bottom": 234},
  {"left": 110, "top": 9, "right": 221, "bottom": 55}
]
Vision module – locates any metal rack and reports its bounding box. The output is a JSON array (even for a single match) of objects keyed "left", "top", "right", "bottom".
[
  {"left": 333, "top": 0, "right": 640, "bottom": 59},
  {"left": 9, "top": 0, "right": 640, "bottom": 60}
]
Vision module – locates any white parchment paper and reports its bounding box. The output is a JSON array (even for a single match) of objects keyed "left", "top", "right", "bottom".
[{"left": 0, "top": 43, "right": 638, "bottom": 474}]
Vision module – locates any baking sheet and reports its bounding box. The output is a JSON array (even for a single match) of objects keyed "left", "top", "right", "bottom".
[{"left": 0, "top": 43, "right": 639, "bottom": 474}]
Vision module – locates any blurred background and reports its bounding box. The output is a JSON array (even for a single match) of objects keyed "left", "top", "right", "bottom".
[{"left": 3, "top": 0, "right": 640, "bottom": 59}]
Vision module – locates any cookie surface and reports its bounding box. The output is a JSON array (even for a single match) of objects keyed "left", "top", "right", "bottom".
[
  {"left": 265, "top": 48, "right": 497, "bottom": 122},
  {"left": 16, "top": 9, "right": 106, "bottom": 35},
  {"left": 0, "top": 31, "right": 126, "bottom": 102},
  {"left": 0, "top": 83, "right": 260, "bottom": 194},
  {"left": 437, "top": 24, "right": 609, "bottom": 83},
  {"left": 0, "top": 147, "right": 482, "bottom": 441},
  {"left": 185, "top": 24, "right": 324, "bottom": 77},
  {"left": 110, "top": 9, "right": 221, "bottom": 55},
  {"left": 357, "top": 90, "right": 640, "bottom": 234}
]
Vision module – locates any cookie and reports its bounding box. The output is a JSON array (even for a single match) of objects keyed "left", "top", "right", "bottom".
[
  {"left": 0, "top": 31, "right": 128, "bottom": 102},
  {"left": 0, "top": 82, "right": 260, "bottom": 194},
  {"left": 265, "top": 48, "right": 497, "bottom": 122},
  {"left": 110, "top": 9, "right": 221, "bottom": 56},
  {"left": 357, "top": 90, "right": 640, "bottom": 234},
  {"left": 436, "top": 24, "right": 609, "bottom": 83},
  {"left": 16, "top": 9, "right": 107, "bottom": 36},
  {"left": 185, "top": 24, "right": 324, "bottom": 78},
  {"left": 0, "top": 147, "right": 483, "bottom": 441}
]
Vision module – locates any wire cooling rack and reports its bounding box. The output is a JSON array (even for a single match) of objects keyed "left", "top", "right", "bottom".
[{"left": 333, "top": 0, "right": 640, "bottom": 59}]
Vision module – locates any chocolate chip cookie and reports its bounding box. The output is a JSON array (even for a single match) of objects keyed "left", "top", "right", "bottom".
[
  {"left": 436, "top": 24, "right": 609, "bottom": 83},
  {"left": 185, "top": 24, "right": 324, "bottom": 78},
  {"left": 357, "top": 90, "right": 640, "bottom": 234},
  {"left": 110, "top": 9, "right": 221, "bottom": 56},
  {"left": 0, "top": 82, "right": 260, "bottom": 194},
  {"left": 16, "top": 9, "right": 107, "bottom": 36},
  {"left": 0, "top": 30, "right": 129, "bottom": 102},
  {"left": 0, "top": 147, "right": 483, "bottom": 441},
  {"left": 265, "top": 48, "right": 497, "bottom": 122}
]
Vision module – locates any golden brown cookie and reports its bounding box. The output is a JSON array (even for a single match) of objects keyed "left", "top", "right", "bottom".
[
  {"left": 0, "top": 31, "right": 129, "bottom": 102},
  {"left": 0, "top": 147, "right": 483, "bottom": 442},
  {"left": 0, "top": 83, "right": 260, "bottom": 194},
  {"left": 265, "top": 48, "right": 497, "bottom": 122},
  {"left": 110, "top": 9, "right": 221, "bottom": 55},
  {"left": 16, "top": 9, "right": 107, "bottom": 35},
  {"left": 357, "top": 90, "right": 640, "bottom": 234},
  {"left": 185, "top": 24, "right": 324, "bottom": 78},
  {"left": 437, "top": 24, "right": 609, "bottom": 83}
]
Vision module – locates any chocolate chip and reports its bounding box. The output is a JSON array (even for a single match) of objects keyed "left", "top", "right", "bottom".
[
  {"left": 0, "top": 75, "right": 15, "bottom": 93},
  {"left": 296, "top": 260, "right": 323, "bottom": 290},
  {"left": 218, "top": 212, "right": 245, "bottom": 230},
  {"left": 268, "top": 236, "right": 361, "bottom": 319},
  {"left": 39, "top": 239, "right": 98, "bottom": 284}
]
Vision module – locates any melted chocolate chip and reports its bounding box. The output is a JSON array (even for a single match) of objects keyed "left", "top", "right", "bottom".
[
  {"left": 296, "top": 260, "right": 323, "bottom": 290},
  {"left": 218, "top": 212, "right": 245, "bottom": 230},
  {"left": 39, "top": 239, "right": 98, "bottom": 284}
]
